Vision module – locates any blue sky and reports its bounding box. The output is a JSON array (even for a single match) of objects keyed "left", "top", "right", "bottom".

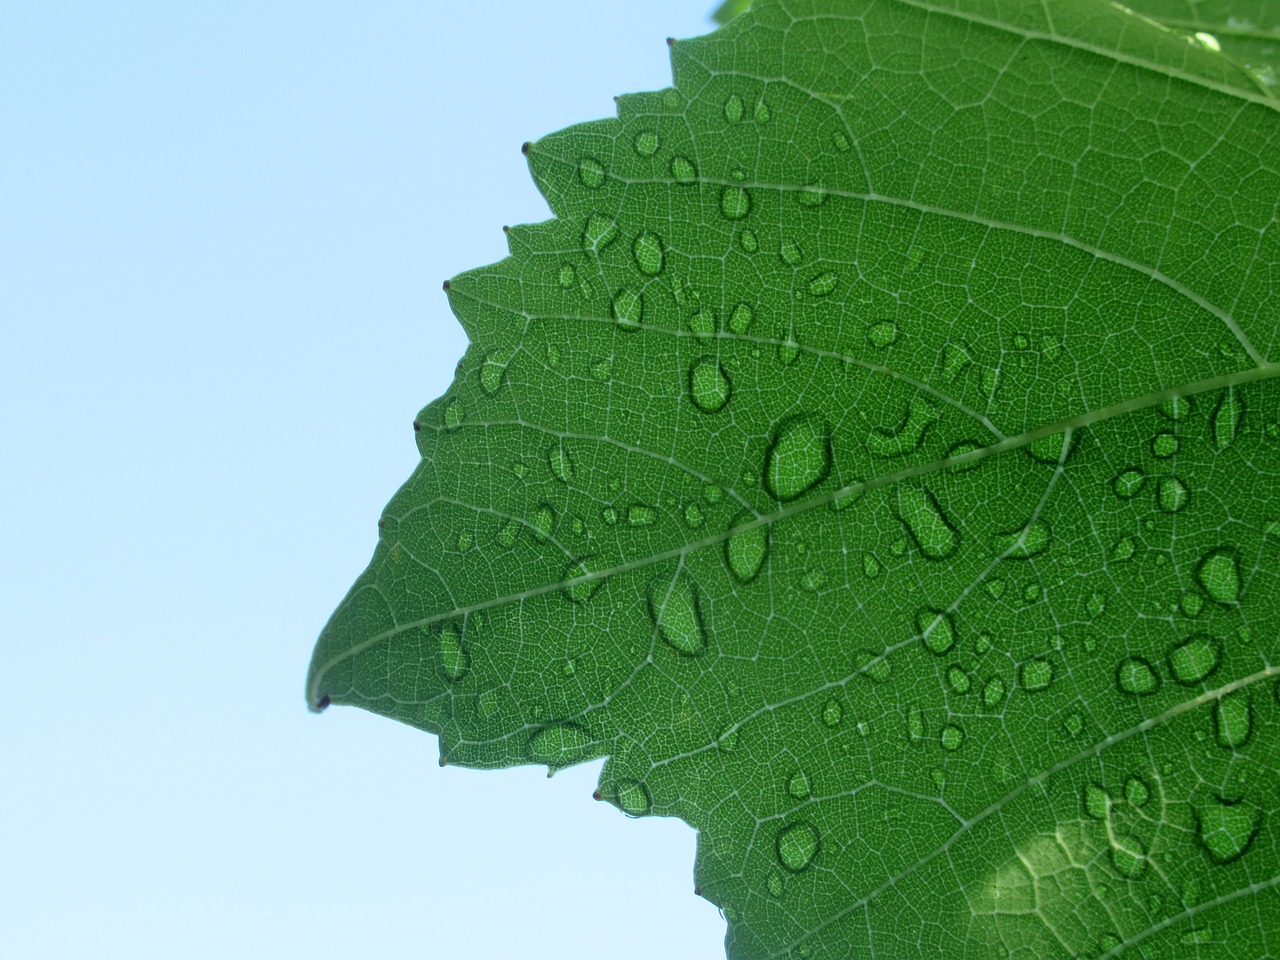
[{"left": 1, "top": 2, "right": 727, "bottom": 956}]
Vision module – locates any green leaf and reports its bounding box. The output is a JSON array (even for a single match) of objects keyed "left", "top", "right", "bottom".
[
  {"left": 1123, "top": 0, "right": 1280, "bottom": 92},
  {"left": 306, "top": 1, "right": 1280, "bottom": 957}
]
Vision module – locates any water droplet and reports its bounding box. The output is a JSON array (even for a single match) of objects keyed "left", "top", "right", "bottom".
[
  {"left": 1196, "top": 548, "right": 1240, "bottom": 604},
  {"left": 1151, "top": 432, "right": 1179, "bottom": 458},
  {"left": 496, "top": 518, "right": 521, "bottom": 547},
  {"left": 897, "top": 486, "right": 960, "bottom": 559},
  {"left": 1168, "top": 633, "right": 1221, "bottom": 684},
  {"left": 1125, "top": 776, "right": 1150, "bottom": 807},
  {"left": 776, "top": 333, "right": 800, "bottom": 365},
  {"left": 530, "top": 723, "right": 591, "bottom": 766},
  {"left": 1180, "top": 591, "right": 1204, "bottom": 618},
  {"left": 1196, "top": 796, "right": 1261, "bottom": 864},
  {"left": 684, "top": 502, "right": 704, "bottom": 528},
  {"left": 590, "top": 358, "right": 612, "bottom": 382},
  {"left": 548, "top": 441, "right": 575, "bottom": 483},
  {"left": 444, "top": 399, "right": 463, "bottom": 430},
  {"left": 833, "top": 131, "right": 851, "bottom": 151},
  {"left": 1087, "top": 592, "right": 1106, "bottom": 618},
  {"left": 628, "top": 504, "right": 655, "bottom": 526},
  {"left": 583, "top": 214, "right": 618, "bottom": 253},
  {"left": 456, "top": 528, "right": 473, "bottom": 552},
  {"left": 787, "top": 770, "right": 811, "bottom": 800},
  {"left": 1157, "top": 476, "right": 1190, "bottom": 512},
  {"left": 907, "top": 706, "right": 925, "bottom": 740},
  {"left": 821, "top": 699, "right": 843, "bottom": 727},
  {"left": 558, "top": 264, "right": 577, "bottom": 288},
  {"left": 861, "top": 552, "right": 881, "bottom": 578},
  {"left": 856, "top": 650, "right": 892, "bottom": 683},
  {"left": 1028, "top": 431, "right": 1075, "bottom": 464},
  {"left": 779, "top": 239, "right": 803, "bottom": 265},
  {"left": 975, "top": 633, "right": 993, "bottom": 654},
  {"left": 530, "top": 503, "right": 555, "bottom": 541},
  {"left": 866, "top": 320, "right": 897, "bottom": 347},
  {"left": 628, "top": 231, "right": 665, "bottom": 277},
  {"left": 547, "top": 344, "right": 563, "bottom": 368},
  {"left": 684, "top": 356, "right": 733, "bottom": 414},
  {"left": 1112, "top": 469, "right": 1146, "bottom": 499},
  {"left": 438, "top": 623, "right": 469, "bottom": 680},
  {"left": 940, "top": 724, "right": 965, "bottom": 751},
  {"left": 917, "top": 608, "right": 956, "bottom": 655},
  {"left": 776, "top": 822, "right": 819, "bottom": 872},
  {"left": 562, "top": 555, "right": 605, "bottom": 604},
  {"left": 633, "top": 129, "right": 659, "bottom": 156},
  {"left": 720, "top": 512, "right": 768, "bottom": 584},
  {"left": 766, "top": 870, "right": 785, "bottom": 897},
  {"left": 739, "top": 229, "right": 759, "bottom": 253},
  {"left": 611, "top": 287, "right": 643, "bottom": 330},
  {"left": 1110, "top": 833, "right": 1148, "bottom": 879},
  {"left": 982, "top": 677, "right": 1006, "bottom": 708},
  {"left": 807, "top": 271, "right": 838, "bottom": 297},
  {"left": 1023, "top": 583, "right": 1042, "bottom": 603},
  {"left": 994, "top": 520, "right": 1051, "bottom": 558},
  {"left": 725, "top": 302, "right": 754, "bottom": 336},
  {"left": 763, "top": 415, "right": 831, "bottom": 502},
  {"left": 1021, "top": 658, "right": 1053, "bottom": 691},
  {"left": 646, "top": 568, "right": 706, "bottom": 656},
  {"left": 578, "top": 157, "right": 606, "bottom": 189},
  {"left": 616, "top": 779, "right": 652, "bottom": 815},
  {"left": 1116, "top": 657, "right": 1160, "bottom": 696},
  {"left": 868, "top": 396, "right": 939, "bottom": 458},
  {"left": 798, "top": 184, "right": 826, "bottom": 207},
  {"left": 1012, "top": 333, "right": 1030, "bottom": 350},
  {"left": 478, "top": 688, "right": 500, "bottom": 718},
  {"left": 1160, "top": 395, "right": 1193, "bottom": 420},
  {"left": 720, "top": 185, "right": 751, "bottom": 220},
  {"left": 671, "top": 156, "right": 696, "bottom": 183},
  {"left": 984, "top": 579, "right": 1006, "bottom": 600},
  {"left": 754, "top": 99, "right": 770, "bottom": 123},
  {"left": 1215, "top": 690, "right": 1252, "bottom": 748},
  {"left": 1110, "top": 537, "right": 1136, "bottom": 562},
  {"left": 1084, "top": 782, "right": 1109, "bottom": 819},
  {"left": 724, "top": 94, "right": 744, "bottom": 123},
  {"left": 946, "top": 665, "right": 970, "bottom": 693}
]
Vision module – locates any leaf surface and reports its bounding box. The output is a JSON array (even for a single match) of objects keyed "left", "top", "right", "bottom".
[{"left": 306, "top": 1, "right": 1280, "bottom": 956}]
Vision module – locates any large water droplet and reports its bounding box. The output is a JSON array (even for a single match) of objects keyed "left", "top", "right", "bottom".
[
  {"left": 616, "top": 779, "right": 652, "bottom": 815},
  {"left": 1084, "top": 782, "right": 1110, "bottom": 820},
  {"left": 897, "top": 486, "right": 960, "bottom": 559},
  {"left": 610, "top": 287, "right": 645, "bottom": 330},
  {"left": 940, "top": 723, "right": 965, "bottom": 751},
  {"left": 1157, "top": 476, "right": 1190, "bottom": 512},
  {"left": 1214, "top": 690, "right": 1252, "bottom": 748},
  {"left": 763, "top": 415, "right": 832, "bottom": 501},
  {"left": 868, "top": 397, "right": 939, "bottom": 458},
  {"left": 1151, "top": 432, "right": 1179, "bottom": 458},
  {"left": 1196, "top": 548, "right": 1241, "bottom": 604},
  {"left": 689, "top": 357, "right": 732, "bottom": 413},
  {"left": 530, "top": 723, "right": 591, "bottom": 766},
  {"left": 994, "top": 520, "right": 1051, "bottom": 559},
  {"left": 725, "top": 511, "right": 768, "bottom": 583},
  {"left": 720, "top": 185, "right": 752, "bottom": 220},
  {"left": 438, "top": 623, "right": 469, "bottom": 681},
  {"left": 1116, "top": 656, "right": 1160, "bottom": 696},
  {"left": 1110, "top": 833, "right": 1148, "bottom": 879},
  {"left": 646, "top": 568, "right": 707, "bottom": 655},
  {"left": 1020, "top": 658, "right": 1053, "bottom": 691},
  {"left": 583, "top": 214, "right": 618, "bottom": 253},
  {"left": 578, "top": 157, "right": 606, "bottom": 189},
  {"left": 917, "top": 608, "right": 956, "bottom": 655},
  {"left": 632, "top": 231, "right": 664, "bottom": 276},
  {"left": 1211, "top": 387, "right": 1243, "bottom": 450},
  {"left": 633, "top": 129, "right": 659, "bottom": 157},
  {"left": 724, "top": 94, "right": 744, "bottom": 123},
  {"left": 776, "top": 822, "right": 819, "bottom": 872},
  {"left": 1168, "top": 633, "right": 1222, "bottom": 685},
  {"left": 1196, "top": 796, "right": 1262, "bottom": 863}
]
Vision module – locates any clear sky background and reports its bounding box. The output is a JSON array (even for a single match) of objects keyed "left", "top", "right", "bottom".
[{"left": 1, "top": 3, "right": 729, "bottom": 957}]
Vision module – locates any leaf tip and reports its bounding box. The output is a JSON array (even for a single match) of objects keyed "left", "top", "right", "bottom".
[
  {"left": 592, "top": 789, "right": 603, "bottom": 801},
  {"left": 310, "top": 694, "right": 330, "bottom": 714},
  {"left": 666, "top": 36, "right": 675, "bottom": 47},
  {"left": 502, "top": 224, "right": 510, "bottom": 234},
  {"left": 412, "top": 419, "right": 420, "bottom": 432},
  {"left": 520, "top": 140, "right": 532, "bottom": 155},
  {"left": 441, "top": 279, "right": 450, "bottom": 291}
]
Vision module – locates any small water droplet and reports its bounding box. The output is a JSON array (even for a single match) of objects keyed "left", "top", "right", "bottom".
[
  {"left": 716, "top": 725, "right": 738, "bottom": 752},
  {"left": 763, "top": 415, "right": 832, "bottom": 501},
  {"left": 684, "top": 502, "right": 704, "bottom": 528},
  {"left": 940, "top": 724, "right": 965, "bottom": 751},
  {"left": 724, "top": 94, "right": 744, "bottom": 123},
  {"left": 591, "top": 358, "right": 612, "bottom": 382},
  {"left": 1084, "top": 782, "right": 1110, "bottom": 819},
  {"left": 578, "top": 157, "right": 606, "bottom": 189},
  {"left": 646, "top": 568, "right": 707, "bottom": 656},
  {"left": 866, "top": 320, "right": 897, "bottom": 348},
  {"left": 917, "top": 608, "right": 956, "bottom": 655},
  {"left": 907, "top": 706, "right": 925, "bottom": 740},
  {"left": 611, "top": 287, "right": 644, "bottom": 330},
  {"left": 798, "top": 183, "right": 826, "bottom": 207},
  {"left": 530, "top": 503, "right": 555, "bottom": 541},
  {"left": 855, "top": 650, "right": 892, "bottom": 683},
  {"left": 688, "top": 308, "right": 716, "bottom": 338},
  {"left": 776, "top": 822, "right": 819, "bottom": 872},
  {"left": 821, "top": 699, "right": 843, "bottom": 727},
  {"left": 1125, "top": 776, "right": 1150, "bottom": 807},
  {"left": 868, "top": 397, "right": 939, "bottom": 458},
  {"left": 754, "top": 99, "right": 770, "bottom": 123},
  {"left": 1151, "top": 432, "right": 1180, "bottom": 458},
  {"left": 1087, "top": 591, "right": 1107, "bottom": 618},
  {"left": 628, "top": 504, "right": 655, "bottom": 527},
  {"left": 1021, "top": 658, "right": 1053, "bottom": 691},
  {"left": 766, "top": 870, "right": 785, "bottom": 897},
  {"left": 975, "top": 633, "right": 993, "bottom": 654},
  {"left": 558, "top": 264, "right": 577, "bottom": 288},
  {"left": 1195, "top": 796, "right": 1262, "bottom": 864},
  {"left": 720, "top": 185, "right": 752, "bottom": 220},
  {"left": 1110, "top": 833, "right": 1148, "bottom": 878},
  {"left": 1160, "top": 395, "right": 1193, "bottom": 420},
  {"left": 438, "top": 623, "right": 469, "bottom": 680},
  {"left": 1064, "top": 711, "right": 1084, "bottom": 736},
  {"left": 1180, "top": 591, "right": 1204, "bottom": 618},
  {"left": 946, "top": 665, "right": 970, "bottom": 693},
  {"left": 1022, "top": 583, "right": 1042, "bottom": 603},
  {"left": 862, "top": 553, "right": 881, "bottom": 578},
  {"left": 496, "top": 518, "right": 521, "bottom": 547},
  {"left": 1214, "top": 690, "right": 1252, "bottom": 748},
  {"left": 1157, "top": 476, "right": 1190, "bottom": 512},
  {"left": 548, "top": 441, "right": 575, "bottom": 483},
  {"left": 583, "top": 214, "right": 618, "bottom": 252},
  {"left": 982, "top": 676, "right": 1006, "bottom": 708},
  {"left": 633, "top": 129, "right": 659, "bottom": 156},
  {"left": 1112, "top": 469, "right": 1146, "bottom": 499},
  {"left": 739, "top": 229, "right": 759, "bottom": 253},
  {"left": 787, "top": 770, "right": 811, "bottom": 800},
  {"left": 456, "top": 528, "right": 473, "bottom": 552},
  {"left": 671, "top": 156, "right": 696, "bottom": 183},
  {"left": 685, "top": 356, "right": 734, "bottom": 416},
  {"left": 1116, "top": 656, "right": 1160, "bottom": 696},
  {"left": 444, "top": 398, "right": 463, "bottom": 431},
  {"left": 1168, "top": 633, "right": 1221, "bottom": 684},
  {"left": 547, "top": 344, "right": 563, "bottom": 369},
  {"left": 776, "top": 333, "right": 800, "bottom": 365},
  {"left": 807, "top": 271, "right": 838, "bottom": 297},
  {"left": 994, "top": 520, "right": 1051, "bottom": 558},
  {"left": 1012, "top": 333, "right": 1030, "bottom": 350},
  {"left": 631, "top": 231, "right": 664, "bottom": 276},
  {"left": 1027, "top": 431, "right": 1076, "bottom": 464},
  {"left": 1196, "top": 548, "right": 1240, "bottom": 604},
  {"left": 615, "top": 779, "right": 652, "bottom": 815},
  {"left": 726, "top": 302, "right": 754, "bottom": 336},
  {"left": 530, "top": 723, "right": 591, "bottom": 766},
  {"left": 898, "top": 486, "right": 960, "bottom": 559},
  {"left": 562, "top": 555, "right": 605, "bottom": 604},
  {"left": 779, "top": 239, "right": 802, "bottom": 265},
  {"left": 833, "top": 131, "right": 851, "bottom": 151},
  {"left": 1110, "top": 537, "right": 1136, "bottom": 562}
]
